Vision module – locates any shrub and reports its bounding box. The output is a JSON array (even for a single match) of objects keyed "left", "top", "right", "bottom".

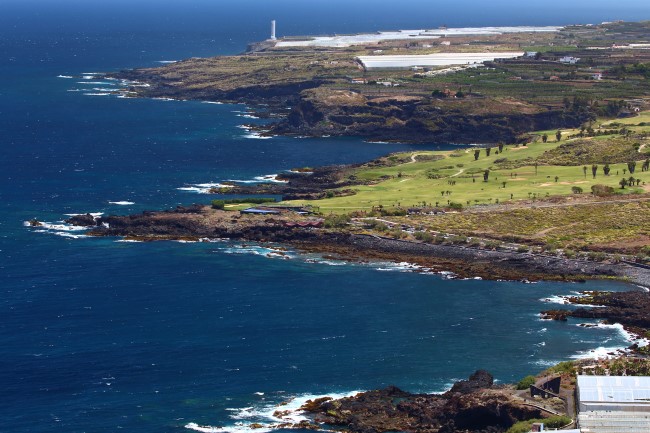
[
  {"left": 414, "top": 231, "right": 434, "bottom": 242},
  {"left": 211, "top": 200, "right": 225, "bottom": 209},
  {"left": 506, "top": 416, "right": 571, "bottom": 433},
  {"left": 549, "top": 361, "right": 575, "bottom": 375},
  {"left": 516, "top": 375, "right": 536, "bottom": 390},
  {"left": 571, "top": 186, "right": 583, "bottom": 194},
  {"left": 323, "top": 214, "right": 351, "bottom": 229},
  {"left": 591, "top": 184, "right": 615, "bottom": 196}
]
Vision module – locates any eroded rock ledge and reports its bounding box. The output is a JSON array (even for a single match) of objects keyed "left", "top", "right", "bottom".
[
  {"left": 64, "top": 205, "right": 649, "bottom": 286},
  {"left": 300, "top": 371, "right": 542, "bottom": 433}
]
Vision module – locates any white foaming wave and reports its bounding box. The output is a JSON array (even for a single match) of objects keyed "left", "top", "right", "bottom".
[
  {"left": 109, "top": 201, "right": 135, "bottom": 205},
  {"left": 375, "top": 261, "right": 426, "bottom": 272},
  {"left": 220, "top": 244, "right": 293, "bottom": 260},
  {"left": 185, "top": 423, "right": 272, "bottom": 433},
  {"left": 64, "top": 212, "right": 103, "bottom": 218},
  {"left": 531, "top": 359, "right": 562, "bottom": 367},
  {"left": 51, "top": 231, "right": 90, "bottom": 239},
  {"left": 90, "top": 87, "right": 118, "bottom": 92},
  {"left": 202, "top": 101, "right": 224, "bottom": 105},
  {"left": 57, "top": 75, "right": 73, "bottom": 79},
  {"left": 115, "top": 239, "right": 143, "bottom": 243},
  {"left": 120, "top": 80, "right": 151, "bottom": 87},
  {"left": 577, "top": 322, "right": 648, "bottom": 345},
  {"left": 157, "top": 60, "right": 178, "bottom": 64},
  {"left": 81, "top": 75, "right": 96, "bottom": 79},
  {"left": 439, "top": 270, "right": 458, "bottom": 279},
  {"left": 83, "top": 93, "right": 111, "bottom": 96},
  {"left": 571, "top": 346, "right": 627, "bottom": 360},
  {"left": 540, "top": 292, "right": 605, "bottom": 307},
  {"left": 244, "top": 132, "right": 272, "bottom": 140},
  {"left": 540, "top": 295, "right": 570, "bottom": 305},
  {"left": 177, "top": 182, "right": 233, "bottom": 194},
  {"left": 153, "top": 97, "right": 176, "bottom": 101},
  {"left": 77, "top": 81, "right": 116, "bottom": 85},
  {"left": 227, "top": 174, "right": 287, "bottom": 184},
  {"left": 26, "top": 221, "right": 88, "bottom": 232},
  {"left": 236, "top": 114, "right": 260, "bottom": 119},
  {"left": 186, "top": 391, "right": 360, "bottom": 433}
]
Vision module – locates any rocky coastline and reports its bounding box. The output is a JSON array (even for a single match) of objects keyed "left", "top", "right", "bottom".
[
  {"left": 297, "top": 370, "right": 545, "bottom": 433},
  {"left": 541, "top": 290, "right": 650, "bottom": 352},
  {"left": 62, "top": 205, "right": 650, "bottom": 288}
]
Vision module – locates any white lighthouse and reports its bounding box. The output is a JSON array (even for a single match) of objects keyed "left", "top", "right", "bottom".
[{"left": 271, "top": 20, "right": 277, "bottom": 40}]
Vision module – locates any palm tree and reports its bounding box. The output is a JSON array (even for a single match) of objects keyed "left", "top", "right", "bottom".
[{"left": 628, "top": 161, "right": 636, "bottom": 174}]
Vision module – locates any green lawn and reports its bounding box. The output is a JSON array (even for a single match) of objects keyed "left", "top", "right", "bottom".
[{"left": 282, "top": 113, "right": 650, "bottom": 213}]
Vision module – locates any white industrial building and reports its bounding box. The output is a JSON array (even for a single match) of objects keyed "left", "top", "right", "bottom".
[
  {"left": 356, "top": 52, "right": 524, "bottom": 70},
  {"left": 576, "top": 375, "right": 650, "bottom": 433}
]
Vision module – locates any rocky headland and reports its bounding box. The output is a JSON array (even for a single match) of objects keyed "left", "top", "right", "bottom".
[
  {"left": 298, "top": 371, "right": 545, "bottom": 433},
  {"left": 62, "top": 204, "right": 650, "bottom": 288}
]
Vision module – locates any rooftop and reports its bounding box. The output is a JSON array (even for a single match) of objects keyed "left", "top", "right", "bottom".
[{"left": 578, "top": 375, "right": 650, "bottom": 404}]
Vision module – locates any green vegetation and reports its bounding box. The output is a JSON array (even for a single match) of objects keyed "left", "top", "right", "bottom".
[
  {"left": 582, "top": 358, "right": 650, "bottom": 376},
  {"left": 506, "top": 416, "right": 572, "bottom": 433},
  {"left": 323, "top": 213, "right": 351, "bottom": 229},
  {"left": 212, "top": 198, "right": 277, "bottom": 209},
  {"left": 547, "top": 361, "right": 576, "bottom": 376},
  {"left": 515, "top": 375, "right": 536, "bottom": 390},
  {"left": 285, "top": 115, "right": 650, "bottom": 215}
]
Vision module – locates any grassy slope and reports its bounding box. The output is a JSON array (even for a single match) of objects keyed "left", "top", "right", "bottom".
[
  {"left": 284, "top": 119, "right": 650, "bottom": 213},
  {"left": 274, "top": 113, "right": 650, "bottom": 255}
]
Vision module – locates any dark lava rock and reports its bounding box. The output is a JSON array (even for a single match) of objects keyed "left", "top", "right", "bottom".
[
  {"left": 543, "top": 290, "right": 650, "bottom": 330},
  {"left": 446, "top": 370, "right": 494, "bottom": 395},
  {"left": 65, "top": 213, "right": 97, "bottom": 227},
  {"left": 302, "top": 371, "right": 541, "bottom": 433}
]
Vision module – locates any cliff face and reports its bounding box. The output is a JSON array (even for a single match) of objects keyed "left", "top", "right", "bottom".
[{"left": 273, "top": 90, "right": 594, "bottom": 144}]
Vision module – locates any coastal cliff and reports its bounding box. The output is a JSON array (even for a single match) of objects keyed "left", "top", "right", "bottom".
[{"left": 272, "top": 89, "right": 592, "bottom": 143}]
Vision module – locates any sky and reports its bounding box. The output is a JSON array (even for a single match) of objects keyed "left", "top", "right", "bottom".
[{"left": 0, "top": 0, "right": 648, "bottom": 36}]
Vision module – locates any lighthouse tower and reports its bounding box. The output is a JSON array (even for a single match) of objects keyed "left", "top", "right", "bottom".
[{"left": 271, "top": 20, "right": 277, "bottom": 40}]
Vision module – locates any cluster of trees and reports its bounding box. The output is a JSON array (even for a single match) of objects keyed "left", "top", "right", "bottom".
[
  {"left": 584, "top": 161, "right": 648, "bottom": 179},
  {"left": 608, "top": 62, "right": 650, "bottom": 79},
  {"left": 619, "top": 177, "right": 643, "bottom": 189}
]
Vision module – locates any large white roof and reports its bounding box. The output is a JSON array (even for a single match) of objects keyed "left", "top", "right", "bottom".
[
  {"left": 578, "top": 375, "right": 650, "bottom": 404},
  {"left": 275, "top": 26, "right": 561, "bottom": 48},
  {"left": 357, "top": 52, "right": 524, "bottom": 69}
]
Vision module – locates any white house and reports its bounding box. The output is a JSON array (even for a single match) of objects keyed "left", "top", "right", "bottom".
[{"left": 559, "top": 56, "right": 580, "bottom": 64}]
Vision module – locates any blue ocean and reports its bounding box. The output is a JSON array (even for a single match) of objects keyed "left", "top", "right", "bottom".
[{"left": 2, "top": 1, "right": 649, "bottom": 432}]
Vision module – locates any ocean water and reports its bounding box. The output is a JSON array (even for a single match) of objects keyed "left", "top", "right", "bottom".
[{"left": 2, "top": 1, "right": 648, "bottom": 432}]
